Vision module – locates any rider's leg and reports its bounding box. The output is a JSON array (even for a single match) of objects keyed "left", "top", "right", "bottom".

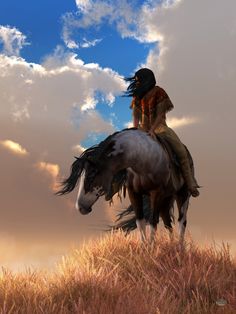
[{"left": 157, "top": 127, "right": 200, "bottom": 197}]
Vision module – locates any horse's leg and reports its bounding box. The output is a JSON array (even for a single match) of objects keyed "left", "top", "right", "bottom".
[
  {"left": 128, "top": 187, "right": 146, "bottom": 241},
  {"left": 160, "top": 196, "right": 175, "bottom": 242},
  {"left": 149, "top": 190, "right": 162, "bottom": 243},
  {"left": 176, "top": 186, "right": 190, "bottom": 245}
]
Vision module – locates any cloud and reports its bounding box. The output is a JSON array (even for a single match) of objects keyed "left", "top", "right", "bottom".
[
  {"left": 62, "top": 0, "right": 182, "bottom": 49},
  {"left": 80, "top": 38, "right": 102, "bottom": 48},
  {"left": 72, "top": 144, "right": 86, "bottom": 154},
  {"left": 0, "top": 140, "right": 29, "bottom": 156},
  {"left": 123, "top": 121, "right": 133, "bottom": 128},
  {"left": 0, "top": 49, "right": 124, "bottom": 131},
  {"left": 67, "top": 0, "right": 236, "bottom": 245},
  {"left": 124, "top": 116, "right": 198, "bottom": 130},
  {"left": 0, "top": 43, "right": 125, "bottom": 241},
  {"left": 167, "top": 116, "right": 198, "bottom": 129},
  {"left": 64, "top": 35, "right": 102, "bottom": 50},
  {"left": 62, "top": 0, "right": 141, "bottom": 48},
  {"left": 138, "top": 0, "right": 236, "bottom": 244},
  {"left": 0, "top": 25, "right": 29, "bottom": 56},
  {"left": 36, "top": 162, "right": 60, "bottom": 192},
  {"left": 2, "top": 0, "right": 236, "bottom": 260},
  {"left": 81, "top": 95, "right": 98, "bottom": 111},
  {"left": 75, "top": 0, "right": 92, "bottom": 11}
]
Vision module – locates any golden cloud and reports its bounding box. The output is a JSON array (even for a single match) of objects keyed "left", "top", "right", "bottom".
[
  {"left": 167, "top": 116, "right": 198, "bottom": 129},
  {"left": 36, "top": 162, "right": 60, "bottom": 192},
  {"left": 0, "top": 140, "right": 29, "bottom": 156}
]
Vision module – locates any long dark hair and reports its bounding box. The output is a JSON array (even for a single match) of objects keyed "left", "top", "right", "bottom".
[{"left": 124, "top": 68, "right": 156, "bottom": 99}]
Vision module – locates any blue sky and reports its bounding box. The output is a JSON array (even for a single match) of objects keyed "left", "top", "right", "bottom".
[
  {"left": 0, "top": 0, "right": 153, "bottom": 71},
  {"left": 0, "top": 0, "right": 156, "bottom": 146},
  {"left": 0, "top": 1, "right": 77, "bottom": 63}
]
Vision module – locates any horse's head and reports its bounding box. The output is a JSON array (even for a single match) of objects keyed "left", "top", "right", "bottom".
[
  {"left": 75, "top": 158, "right": 110, "bottom": 215},
  {"left": 57, "top": 132, "right": 125, "bottom": 214}
]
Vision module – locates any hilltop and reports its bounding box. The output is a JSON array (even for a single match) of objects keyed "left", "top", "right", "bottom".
[{"left": 0, "top": 231, "right": 235, "bottom": 313}]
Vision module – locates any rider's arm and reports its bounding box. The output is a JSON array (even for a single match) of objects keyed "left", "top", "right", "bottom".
[
  {"left": 150, "top": 98, "right": 173, "bottom": 132},
  {"left": 131, "top": 97, "right": 141, "bottom": 128},
  {"left": 150, "top": 110, "right": 166, "bottom": 132}
]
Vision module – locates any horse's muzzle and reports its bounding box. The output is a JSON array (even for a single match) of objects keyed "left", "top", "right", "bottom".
[{"left": 79, "top": 206, "right": 92, "bottom": 215}]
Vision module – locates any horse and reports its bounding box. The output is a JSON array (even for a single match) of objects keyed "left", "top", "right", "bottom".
[{"left": 57, "top": 128, "right": 192, "bottom": 243}]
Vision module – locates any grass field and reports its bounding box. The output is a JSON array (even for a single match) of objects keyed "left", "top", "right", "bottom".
[{"left": 0, "top": 231, "right": 235, "bottom": 313}]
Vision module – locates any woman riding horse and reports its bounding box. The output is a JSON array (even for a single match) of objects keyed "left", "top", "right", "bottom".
[
  {"left": 125, "top": 68, "right": 200, "bottom": 198},
  {"left": 57, "top": 69, "right": 200, "bottom": 243}
]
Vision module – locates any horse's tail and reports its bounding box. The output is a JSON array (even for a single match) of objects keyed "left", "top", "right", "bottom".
[
  {"left": 56, "top": 157, "right": 84, "bottom": 195},
  {"left": 110, "top": 195, "right": 151, "bottom": 234},
  {"left": 110, "top": 195, "right": 175, "bottom": 234}
]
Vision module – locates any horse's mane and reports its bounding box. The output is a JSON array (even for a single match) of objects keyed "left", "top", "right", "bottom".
[{"left": 56, "top": 128, "right": 135, "bottom": 195}]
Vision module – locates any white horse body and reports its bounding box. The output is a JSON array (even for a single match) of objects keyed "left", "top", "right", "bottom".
[
  {"left": 108, "top": 129, "right": 171, "bottom": 194},
  {"left": 109, "top": 129, "right": 169, "bottom": 176}
]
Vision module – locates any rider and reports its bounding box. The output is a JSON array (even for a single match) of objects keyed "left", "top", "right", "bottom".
[{"left": 125, "top": 68, "right": 200, "bottom": 197}]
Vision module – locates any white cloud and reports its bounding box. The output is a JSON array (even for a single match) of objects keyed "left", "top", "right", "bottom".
[
  {"left": 123, "top": 121, "right": 133, "bottom": 129},
  {"left": 76, "top": 0, "right": 93, "bottom": 12},
  {"left": 105, "top": 92, "right": 115, "bottom": 106},
  {"left": 0, "top": 25, "right": 29, "bottom": 56},
  {"left": 80, "top": 38, "right": 102, "bottom": 48},
  {"left": 62, "top": 0, "right": 183, "bottom": 49},
  {"left": 62, "top": 0, "right": 141, "bottom": 48},
  {"left": 0, "top": 50, "right": 124, "bottom": 127},
  {"left": 81, "top": 95, "right": 98, "bottom": 111},
  {"left": 63, "top": 34, "right": 102, "bottom": 50},
  {"left": 66, "top": 39, "right": 79, "bottom": 49}
]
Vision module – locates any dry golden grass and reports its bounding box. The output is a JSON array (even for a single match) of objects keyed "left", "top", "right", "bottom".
[{"left": 0, "top": 231, "right": 235, "bottom": 314}]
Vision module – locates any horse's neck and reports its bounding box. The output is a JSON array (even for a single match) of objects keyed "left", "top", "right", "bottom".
[{"left": 111, "top": 129, "right": 167, "bottom": 174}]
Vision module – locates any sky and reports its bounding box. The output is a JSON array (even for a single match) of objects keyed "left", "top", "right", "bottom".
[{"left": 0, "top": 0, "right": 236, "bottom": 270}]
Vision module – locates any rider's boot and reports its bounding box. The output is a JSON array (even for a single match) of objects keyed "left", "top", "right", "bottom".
[{"left": 180, "top": 159, "right": 200, "bottom": 197}]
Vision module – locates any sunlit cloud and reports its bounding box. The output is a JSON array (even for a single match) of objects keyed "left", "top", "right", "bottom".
[
  {"left": 72, "top": 144, "right": 86, "bottom": 154},
  {"left": 36, "top": 162, "right": 60, "bottom": 192},
  {"left": 81, "top": 95, "right": 98, "bottom": 111},
  {"left": 123, "top": 121, "right": 133, "bottom": 128},
  {"left": 0, "top": 140, "right": 29, "bottom": 156},
  {"left": 167, "top": 116, "right": 198, "bottom": 129},
  {"left": 124, "top": 116, "right": 198, "bottom": 130}
]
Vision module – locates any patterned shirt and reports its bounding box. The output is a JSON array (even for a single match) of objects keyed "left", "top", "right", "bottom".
[{"left": 131, "top": 86, "right": 174, "bottom": 131}]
